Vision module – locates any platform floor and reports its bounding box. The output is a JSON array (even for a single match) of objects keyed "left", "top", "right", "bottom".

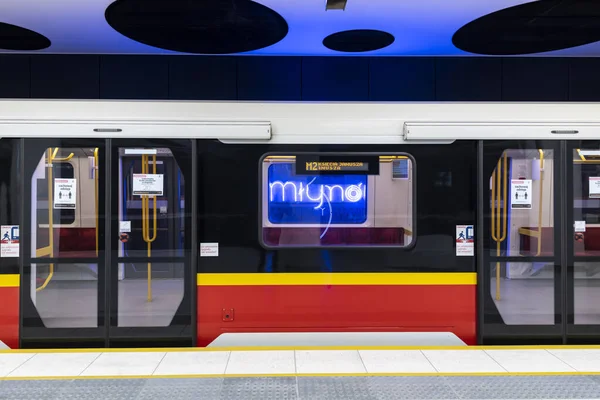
[{"left": 3, "top": 347, "right": 600, "bottom": 399}]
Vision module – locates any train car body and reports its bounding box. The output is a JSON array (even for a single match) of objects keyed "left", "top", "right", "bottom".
[{"left": 0, "top": 101, "right": 599, "bottom": 348}]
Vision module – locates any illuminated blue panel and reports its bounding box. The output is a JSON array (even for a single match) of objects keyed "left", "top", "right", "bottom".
[{"left": 267, "top": 163, "right": 367, "bottom": 225}]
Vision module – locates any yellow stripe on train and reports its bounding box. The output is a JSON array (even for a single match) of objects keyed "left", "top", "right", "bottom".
[
  {"left": 0, "top": 274, "right": 20, "bottom": 287},
  {"left": 196, "top": 272, "right": 476, "bottom": 286}
]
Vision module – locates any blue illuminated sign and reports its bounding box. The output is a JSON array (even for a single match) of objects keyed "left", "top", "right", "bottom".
[{"left": 267, "top": 163, "right": 367, "bottom": 225}]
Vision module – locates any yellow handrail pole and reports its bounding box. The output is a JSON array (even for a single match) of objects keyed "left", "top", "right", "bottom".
[
  {"left": 491, "top": 154, "right": 508, "bottom": 301},
  {"left": 37, "top": 148, "right": 55, "bottom": 292},
  {"left": 53, "top": 153, "right": 75, "bottom": 162},
  {"left": 140, "top": 154, "right": 158, "bottom": 302},
  {"left": 148, "top": 154, "right": 158, "bottom": 302},
  {"left": 496, "top": 158, "right": 502, "bottom": 300},
  {"left": 94, "top": 148, "right": 99, "bottom": 256},
  {"left": 536, "top": 150, "right": 544, "bottom": 256}
]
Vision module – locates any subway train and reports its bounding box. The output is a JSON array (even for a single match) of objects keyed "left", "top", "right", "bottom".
[{"left": 0, "top": 100, "right": 600, "bottom": 348}]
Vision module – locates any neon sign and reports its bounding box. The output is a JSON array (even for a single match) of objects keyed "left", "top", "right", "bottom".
[
  {"left": 267, "top": 163, "right": 367, "bottom": 225},
  {"left": 269, "top": 181, "right": 365, "bottom": 209}
]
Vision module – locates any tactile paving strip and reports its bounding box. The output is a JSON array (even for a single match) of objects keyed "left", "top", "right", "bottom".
[{"left": 1, "top": 375, "right": 600, "bottom": 399}]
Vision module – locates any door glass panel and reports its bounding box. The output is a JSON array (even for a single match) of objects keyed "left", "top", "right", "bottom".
[
  {"left": 117, "top": 262, "right": 184, "bottom": 327},
  {"left": 573, "top": 262, "right": 600, "bottom": 325},
  {"left": 31, "top": 147, "right": 100, "bottom": 259},
  {"left": 490, "top": 262, "right": 555, "bottom": 325},
  {"left": 26, "top": 145, "right": 101, "bottom": 331},
  {"left": 117, "top": 147, "right": 186, "bottom": 328},
  {"left": 487, "top": 148, "right": 556, "bottom": 327},
  {"left": 572, "top": 148, "right": 600, "bottom": 327},
  {"left": 31, "top": 262, "right": 98, "bottom": 328},
  {"left": 489, "top": 149, "right": 555, "bottom": 258}
]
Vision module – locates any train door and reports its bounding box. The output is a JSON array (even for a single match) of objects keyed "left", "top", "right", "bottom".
[
  {"left": 566, "top": 141, "right": 600, "bottom": 343},
  {"left": 20, "top": 138, "right": 194, "bottom": 348},
  {"left": 480, "top": 140, "right": 600, "bottom": 344}
]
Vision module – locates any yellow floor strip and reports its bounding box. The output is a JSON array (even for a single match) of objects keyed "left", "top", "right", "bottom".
[
  {"left": 2, "top": 371, "right": 600, "bottom": 381},
  {"left": 4, "top": 344, "right": 600, "bottom": 354}
]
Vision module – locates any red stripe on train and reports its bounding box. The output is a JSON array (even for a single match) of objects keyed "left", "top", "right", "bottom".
[
  {"left": 0, "top": 287, "right": 19, "bottom": 349},
  {"left": 197, "top": 285, "right": 476, "bottom": 346}
]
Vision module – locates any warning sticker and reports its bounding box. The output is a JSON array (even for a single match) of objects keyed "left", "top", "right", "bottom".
[
  {"left": 456, "top": 225, "right": 474, "bottom": 256},
  {"left": 54, "top": 178, "right": 77, "bottom": 209},
  {"left": 200, "top": 243, "right": 219, "bottom": 257},
  {"left": 0, "top": 225, "right": 19, "bottom": 258},
  {"left": 511, "top": 179, "right": 532, "bottom": 209},
  {"left": 589, "top": 177, "right": 600, "bottom": 198},
  {"left": 132, "top": 174, "right": 164, "bottom": 196}
]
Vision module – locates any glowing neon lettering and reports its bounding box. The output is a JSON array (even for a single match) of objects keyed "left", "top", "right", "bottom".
[
  {"left": 269, "top": 181, "right": 298, "bottom": 202},
  {"left": 269, "top": 180, "right": 365, "bottom": 207}
]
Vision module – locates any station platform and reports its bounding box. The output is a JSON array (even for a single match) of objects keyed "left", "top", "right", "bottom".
[{"left": 1, "top": 346, "right": 600, "bottom": 399}]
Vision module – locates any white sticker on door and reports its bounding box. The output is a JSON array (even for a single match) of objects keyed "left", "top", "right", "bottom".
[
  {"left": 119, "top": 221, "right": 131, "bottom": 233},
  {"left": 575, "top": 220, "right": 586, "bottom": 233},
  {"left": 0, "top": 225, "right": 19, "bottom": 258},
  {"left": 54, "top": 178, "right": 77, "bottom": 209},
  {"left": 200, "top": 243, "right": 219, "bottom": 257},
  {"left": 589, "top": 177, "right": 600, "bottom": 198},
  {"left": 456, "top": 225, "right": 474, "bottom": 256},
  {"left": 132, "top": 174, "right": 164, "bottom": 196},
  {"left": 511, "top": 179, "right": 532, "bottom": 209}
]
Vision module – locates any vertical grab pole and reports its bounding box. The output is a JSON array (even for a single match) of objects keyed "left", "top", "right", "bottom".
[
  {"left": 492, "top": 153, "right": 508, "bottom": 301},
  {"left": 94, "top": 148, "right": 99, "bottom": 256},
  {"left": 141, "top": 154, "right": 149, "bottom": 301},
  {"left": 37, "top": 149, "right": 56, "bottom": 292},
  {"left": 536, "top": 150, "right": 544, "bottom": 256},
  {"left": 141, "top": 153, "right": 157, "bottom": 302},
  {"left": 150, "top": 154, "right": 157, "bottom": 301}
]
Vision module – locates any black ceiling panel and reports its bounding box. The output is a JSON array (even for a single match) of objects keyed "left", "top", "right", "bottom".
[
  {"left": 323, "top": 29, "right": 394, "bottom": 52},
  {"left": 0, "top": 22, "right": 50, "bottom": 51},
  {"left": 453, "top": 0, "right": 600, "bottom": 55},
  {"left": 105, "top": 0, "right": 288, "bottom": 54}
]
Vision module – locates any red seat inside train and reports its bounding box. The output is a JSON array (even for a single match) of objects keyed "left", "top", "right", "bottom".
[
  {"left": 263, "top": 227, "right": 405, "bottom": 246},
  {"left": 37, "top": 228, "right": 97, "bottom": 257},
  {"left": 519, "top": 226, "right": 600, "bottom": 256}
]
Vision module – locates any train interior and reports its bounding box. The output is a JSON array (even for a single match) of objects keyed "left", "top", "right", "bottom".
[
  {"left": 490, "top": 148, "right": 600, "bottom": 326},
  {"left": 30, "top": 147, "right": 185, "bottom": 329}
]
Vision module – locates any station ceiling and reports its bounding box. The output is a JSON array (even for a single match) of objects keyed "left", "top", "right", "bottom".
[{"left": 1, "top": 0, "right": 599, "bottom": 56}]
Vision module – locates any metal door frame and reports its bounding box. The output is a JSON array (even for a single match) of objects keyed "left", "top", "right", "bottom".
[
  {"left": 108, "top": 139, "right": 196, "bottom": 347},
  {"left": 19, "top": 138, "right": 197, "bottom": 348},
  {"left": 477, "top": 140, "right": 566, "bottom": 345}
]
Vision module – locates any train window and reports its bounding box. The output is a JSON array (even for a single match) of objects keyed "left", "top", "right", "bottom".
[
  {"left": 31, "top": 147, "right": 99, "bottom": 258},
  {"left": 489, "top": 148, "right": 555, "bottom": 325},
  {"left": 260, "top": 153, "right": 414, "bottom": 247}
]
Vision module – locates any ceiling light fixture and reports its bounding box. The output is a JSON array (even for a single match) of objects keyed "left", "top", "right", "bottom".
[{"left": 326, "top": 0, "right": 347, "bottom": 10}]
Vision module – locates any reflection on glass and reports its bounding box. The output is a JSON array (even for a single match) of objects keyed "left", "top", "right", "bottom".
[
  {"left": 261, "top": 155, "right": 414, "bottom": 247},
  {"left": 491, "top": 262, "right": 554, "bottom": 325},
  {"left": 117, "top": 262, "right": 184, "bottom": 327},
  {"left": 31, "top": 147, "right": 100, "bottom": 259},
  {"left": 489, "top": 149, "right": 555, "bottom": 259},
  {"left": 31, "top": 263, "right": 98, "bottom": 328},
  {"left": 574, "top": 262, "right": 600, "bottom": 324}
]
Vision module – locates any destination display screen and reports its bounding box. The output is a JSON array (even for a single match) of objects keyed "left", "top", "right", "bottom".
[{"left": 295, "top": 155, "right": 379, "bottom": 175}]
